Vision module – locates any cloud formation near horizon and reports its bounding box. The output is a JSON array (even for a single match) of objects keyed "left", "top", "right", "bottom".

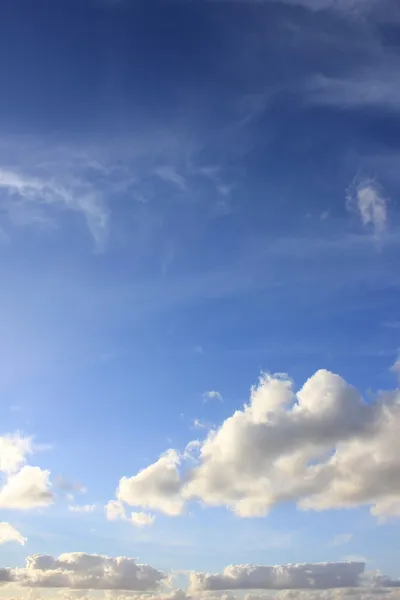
[{"left": 114, "top": 369, "right": 400, "bottom": 518}]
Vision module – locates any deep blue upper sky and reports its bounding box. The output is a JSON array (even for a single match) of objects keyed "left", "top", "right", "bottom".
[{"left": 1, "top": 0, "right": 400, "bottom": 593}]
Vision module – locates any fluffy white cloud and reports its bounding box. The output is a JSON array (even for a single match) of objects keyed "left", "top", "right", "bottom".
[
  {"left": 105, "top": 500, "right": 127, "bottom": 521},
  {"left": 0, "top": 465, "right": 53, "bottom": 509},
  {"left": 112, "top": 369, "right": 400, "bottom": 518},
  {"left": 0, "top": 433, "right": 32, "bottom": 474},
  {"left": 130, "top": 512, "right": 155, "bottom": 527},
  {"left": 117, "top": 450, "right": 184, "bottom": 516},
  {"left": 346, "top": 178, "right": 388, "bottom": 234},
  {"left": 0, "top": 522, "right": 27, "bottom": 545},
  {"left": 9, "top": 552, "right": 165, "bottom": 590},
  {"left": 0, "top": 432, "right": 54, "bottom": 510},
  {"left": 68, "top": 505, "right": 97, "bottom": 513},
  {"left": 105, "top": 500, "right": 155, "bottom": 527}
]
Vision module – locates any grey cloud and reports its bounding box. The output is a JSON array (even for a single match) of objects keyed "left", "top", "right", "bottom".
[
  {"left": 191, "top": 562, "right": 365, "bottom": 591},
  {"left": 12, "top": 552, "right": 165, "bottom": 591}
]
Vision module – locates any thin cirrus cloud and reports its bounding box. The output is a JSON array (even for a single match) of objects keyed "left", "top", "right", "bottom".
[
  {"left": 112, "top": 368, "right": 400, "bottom": 519},
  {"left": 0, "top": 168, "right": 109, "bottom": 248}
]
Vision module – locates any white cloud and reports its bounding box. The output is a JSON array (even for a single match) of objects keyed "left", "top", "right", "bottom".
[
  {"left": 190, "top": 562, "right": 365, "bottom": 591},
  {"left": 117, "top": 450, "right": 184, "bottom": 516},
  {"left": 0, "top": 168, "right": 109, "bottom": 248},
  {"left": 192, "top": 419, "right": 209, "bottom": 430},
  {"left": 346, "top": 177, "right": 388, "bottom": 234},
  {"left": 154, "top": 166, "right": 186, "bottom": 191},
  {"left": 0, "top": 433, "right": 33, "bottom": 474},
  {"left": 130, "top": 512, "right": 156, "bottom": 527},
  {"left": 105, "top": 500, "right": 127, "bottom": 521},
  {"left": 330, "top": 534, "right": 353, "bottom": 547},
  {"left": 9, "top": 552, "right": 165, "bottom": 590},
  {"left": 68, "top": 504, "right": 97, "bottom": 513},
  {"left": 0, "top": 522, "right": 27, "bottom": 545},
  {"left": 105, "top": 501, "right": 155, "bottom": 527},
  {"left": 112, "top": 368, "right": 400, "bottom": 518},
  {"left": 0, "top": 465, "right": 53, "bottom": 509},
  {"left": 307, "top": 65, "right": 400, "bottom": 112},
  {"left": 203, "top": 391, "right": 223, "bottom": 403}
]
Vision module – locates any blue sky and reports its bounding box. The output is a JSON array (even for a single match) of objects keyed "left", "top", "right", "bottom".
[{"left": 1, "top": 0, "right": 400, "bottom": 598}]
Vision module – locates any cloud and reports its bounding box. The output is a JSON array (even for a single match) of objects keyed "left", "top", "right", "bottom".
[
  {"left": 0, "top": 433, "right": 33, "bottom": 474},
  {"left": 8, "top": 553, "right": 165, "bottom": 591},
  {"left": 68, "top": 504, "right": 97, "bottom": 513},
  {"left": 192, "top": 419, "right": 210, "bottom": 430},
  {"left": 0, "top": 465, "right": 53, "bottom": 509},
  {"left": 111, "top": 368, "right": 400, "bottom": 518},
  {"left": 130, "top": 511, "right": 156, "bottom": 527},
  {"left": 154, "top": 166, "right": 186, "bottom": 191},
  {"left": 117, "top": 450, "right": 184, "bottom": 516},
  {"left": 307, "top": 65, "right": 400, "bottom": 112},
  {"left": 346, "top": 177, "right": 388, "bottom": 234},
  {"left": 0, "top": 433, "right": 53, "bottom": 510},
  {"left": 203, "top": 391, "right": 223, "bottom": 403},
  {"left": 105, "top": 500, "right": 127, "bottom": 521},
  {"left": 105, "top": 500, "right": 155, "bottom": 527},
  {"left": 330, "top": 534, "right": 353, "bottom": 547},
  {"left": 0, "top": 168, "right": 109, "bottom": 248},
  {"left": 190, "top": 562, "right": 365, "bottom": 591},
  {"left": 0, "top": 522, "right": 27, "bottom": 545}
]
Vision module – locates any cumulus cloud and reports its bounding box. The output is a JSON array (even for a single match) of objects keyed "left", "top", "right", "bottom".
[
  {"left": 8, "top": 552, "right": 165, "bottom": 591},
  {"left": 190, "top": 562, "right": 365, "bottom": 591},
  {"left": 0, "top": 433, "right": 33, "bottom": 474},
  {"left": 0, "top": 465, "right": 53, "bottom": 509},
  {"left": 112, "top": 368, "right": 400, "bottom": 518},
  {"left": 346, "top": 178, "right": 388, "bottom": 234},
  {"left": 117, "top": 450, "right": 184, "bottom": 516},
  {"left": 130, "top": 511, "right": 156, "bottom": 527},
  {"left": 0, "top": 522, "right": 27, "bottom": 545},
  {"left": 105, "top": 500, "right": 127, "bottom": 521},
  {"left": 0, "top": 432, "right": 54, "bottom": 510},
  {"left": 68, "top": 504, "right": 97, "bottom": 513},
  {"left": 203, "top": 391, "right": 223, "bottom": 403},
  {"left": 105, "top": 501, "right": 155, "bottom": 527}
]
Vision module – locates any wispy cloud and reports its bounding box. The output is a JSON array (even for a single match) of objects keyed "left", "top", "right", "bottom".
[
  {"left": 203, "top": 390, "right": 223, "bottom": 402},
  {"left": 0, "top": 522, "right": 27, "bottom": 545},
  {"left": 346, "top": 177, "right": 388, "bottom": 234},
  {"left": 0, "top": 168, "right": 109, "bottom": 249},
  {"left": 155, "top": 166, "right": 186, "bottom": 191},
  {"left": 68, "top": 504, "right": 97, "bottom": 513}
]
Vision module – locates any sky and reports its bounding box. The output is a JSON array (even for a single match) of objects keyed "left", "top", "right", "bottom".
[{"left": 1, "top": 0, "right": 400, "bottom": 599}]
